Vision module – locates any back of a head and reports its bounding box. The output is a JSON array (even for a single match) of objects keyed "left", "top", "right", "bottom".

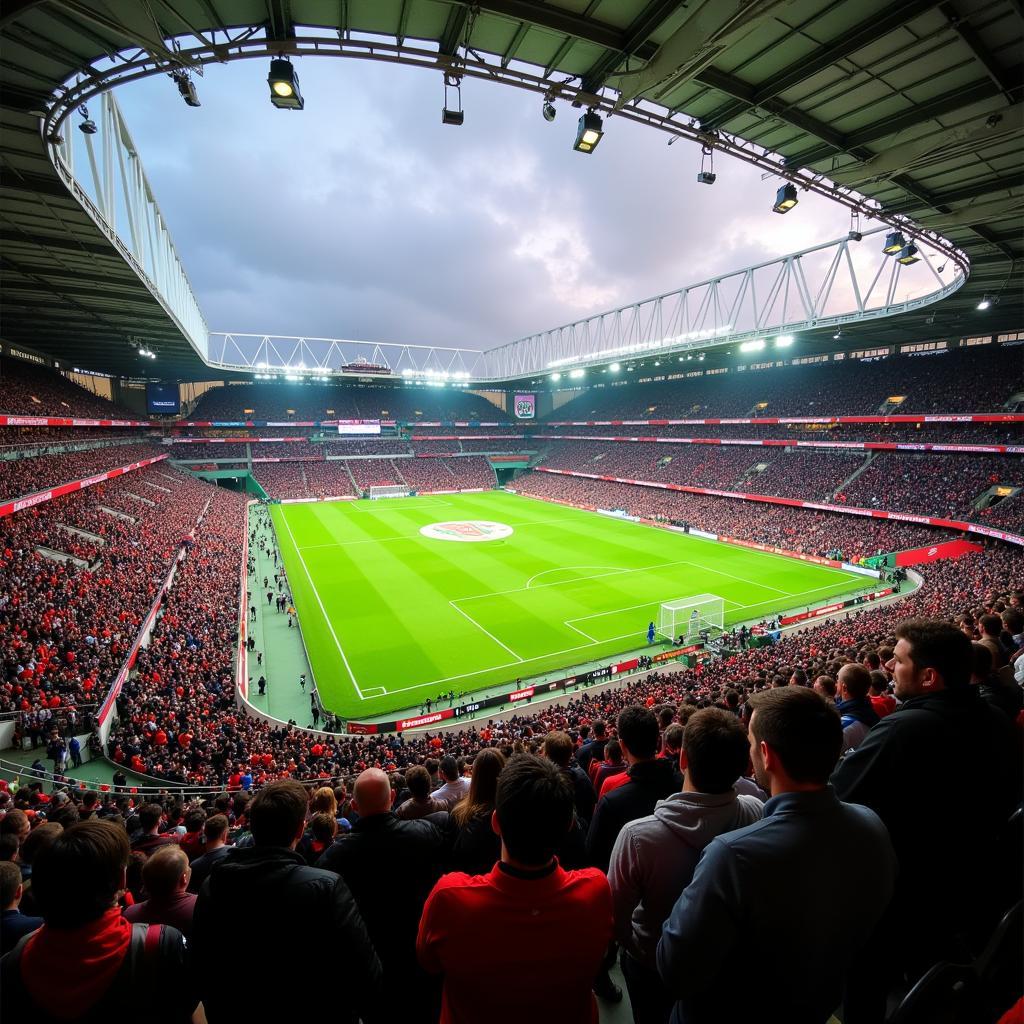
[
  {"left": 542, "top": 730, "right": 573, "bottom": 768},
  {"left": 617, "top": 705, "right": 659, "bottom": 760},
  {"left": 838, "top": 662, "right": 872, "bottom": 700},
  {"left": 406, "top": 765, "right": 432, "bottom": 799},
  {"left": 683, "top": 708, "right": 751, "bottom": 794},
  {"left": 142, "top": 844, "right": 188, "bottom": 900},
  {"left": 896, "top": 618, "right": 973, "bottom": 689},
  {"left": 439, "top": 755, "right": 458, "bottom": 782},
  {"left": 748, "top": 688, "right": 842, "bottom": 786},
  {"left": 249, "top": 779, "right": 309, "bottom": 847},
  {"left": 33, "top": 819, "right": 129, "bottom": 928},
  {"left": 495, "top": 754, "right": 573, "bottom": 867},
  {"left": 204, "top": 814, "right": 229, "bottom": 843}
]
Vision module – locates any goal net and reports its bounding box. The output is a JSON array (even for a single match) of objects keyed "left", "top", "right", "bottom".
[
  {"left": 368, "top": 485, "right": 410, "bottom": 499},
  {"left": 656, "top": 594, "right": 726, "bottom": 643}
]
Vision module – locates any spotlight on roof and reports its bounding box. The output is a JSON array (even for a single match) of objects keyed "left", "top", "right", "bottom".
[
  {"left": 882, "top": 231, "right": 906, "bottom": 255},
  {"left": 171, "top": 70, "right": 200, "bottom": 108},
  {"left": 977, "top": 294, "right": 995, "bottom": 310},
  {"left": 542, "top": 100, "right": 556, "bottom": 123},
  {"left": 772, "top": 183, "right": 798, "bottom": 214},
  {"left": 268, "top": 58, "right": 303, "bottom": 110},
  {"left": 896, "top": 243, "right": 920, "bottom": 265},
  {"left": 574, "top": 110, "right": 604, "bottom": 154}
]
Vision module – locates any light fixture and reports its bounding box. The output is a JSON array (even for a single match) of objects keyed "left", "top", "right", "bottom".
[
  {"left": 171, "top": 70, "right": 200, "bottom": 108},
  {"left": 977, "top": 294, "right": 995, "bottom": 310},
  {"left": 550, "top": 372, "right": 562, "bottom": 382},
  {"left": 609, "top": 362, "right": 620, "bottom": 372},
  {"left": 882, "top": 231, "right": 906, "bottom": 255},
  {"left": 774, "top": 335, "right": 794, "bottom": 348},
  {"left": 569, "top": 368, "right": 585, "bottom": 379},
  {"left": 574, "top": 110, "right": 604, "bottom": 154},
  {"left": 772, "top": 183, "right": 798, "bottom": 214},
  {"left": 542, "top": 100, "right": 556, "bottom": 122},
  {"left": 268, "top": 58, "right": 303, "bottom": 110},
  {"left": 78, "top": 105, "right": 97, "bottom": 134},
  {"left": 895, "top": 243, "right": 920, "bottom": 265}
]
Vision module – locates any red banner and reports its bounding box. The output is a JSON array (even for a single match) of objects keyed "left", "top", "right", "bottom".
[
  {"left": 894, "top": 538, "right": 984, "bottom": 566},
  {"left": 0, "top": 454, "right": 169, "bottom": 519}
]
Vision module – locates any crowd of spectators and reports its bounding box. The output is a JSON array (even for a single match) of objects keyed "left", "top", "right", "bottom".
[{"left": 0, "top": 443, "right": 162, "bottom": 502}]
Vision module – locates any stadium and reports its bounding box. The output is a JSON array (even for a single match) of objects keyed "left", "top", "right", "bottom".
[{"left": 0, "top": 2, "right": 1021, "bottom": 1023}]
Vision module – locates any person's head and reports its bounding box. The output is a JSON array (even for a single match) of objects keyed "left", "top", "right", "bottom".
[
  {"left": 138, "top": 803, "right": 163, "bottom": 834},
  {"left": 453, "top": 748, "right": 506, "bottom": 826},
  {"left": 493, "top": 754, "right": 573, "bottom": 867},
  {"left": 32, "top": 819, "right": 130, "bottom": 927},
  {"left": 203, "top": 814, "right": 229, "bottom": 847},
  {"left": 541, "top": 730, "right": 573, "bottom": 768},
  {"left": 837, "top": 662, "right": 872, "bottom": 701},
  {"left": 889, "top": 619, "right": 973, "bottom": 699},
  {"left": 0, "top": 809, "right": 30, "bottom": 846},
  {"left": 352, "top": 768, "right": 394, "bottom": 818},
  {"left": 979, "top": 614, "right": 1003, "bottom": 640},
  {"left": 970, "top": 641, "right": 993, "bottom": 685},
  {"left": 813, "top": 675, "right": 837, "bottom": 700},
  {"left": 309, "top": 787, "right": 338, "bottom": 818},
  {"left": 616, "top": 706, "right": 659, "bottom": 762},
  {"left": 681, "top": 709, "right": 751, "bottom": 795},
  {"left": 249, "top": 780, "right": 310, "bottom": 848},
  {"left": 141, "top": 844, "right": 189, "bottom": 900},
  {"left": 0, "top": 860, "right": 23, "bottom": 910},
  {"left": 747, "top": 688, "right": 842, "bottom": 796},
  {"left": 439, "top": 756, "right": 459, "bottom": 782}
]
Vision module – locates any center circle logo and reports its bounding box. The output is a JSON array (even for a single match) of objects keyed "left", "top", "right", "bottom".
[{"left": 420, "top": 520, "right": 513, "bottom": 542}]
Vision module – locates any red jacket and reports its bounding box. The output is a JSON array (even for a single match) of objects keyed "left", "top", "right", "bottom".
[{"left": 417, "top": 861, "right": 612, "bottom": 1024}]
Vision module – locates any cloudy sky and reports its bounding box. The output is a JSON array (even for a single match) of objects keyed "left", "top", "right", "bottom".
[{"left": 114, "top": 56, "right": 857, "bottom": 351}]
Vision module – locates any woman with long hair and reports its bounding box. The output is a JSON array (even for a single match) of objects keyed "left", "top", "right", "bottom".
[{"left": 450, "top": 748, "right": 506, "bottom": 875}]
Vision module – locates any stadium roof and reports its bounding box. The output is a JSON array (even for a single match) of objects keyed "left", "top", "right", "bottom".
[{"left": 0, "top": 0, "right": 1021, "bottom": 381}]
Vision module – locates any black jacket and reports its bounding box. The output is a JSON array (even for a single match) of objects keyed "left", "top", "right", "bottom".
[
  {"left": 586, "top": 758, "right": 683, "bottom": 871},
  {"left": 192, "top": 846, "right": 381, "bottom": 1024},
  {"left": 318, "top": 813, "right": 447, "bottom": 1022}
]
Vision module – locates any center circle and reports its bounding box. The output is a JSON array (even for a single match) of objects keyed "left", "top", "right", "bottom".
[{"left": 419, "top": 520, "right": 514, "bottom": 542}]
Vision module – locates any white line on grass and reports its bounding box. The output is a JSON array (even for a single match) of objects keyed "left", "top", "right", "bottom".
[
  {"left": 448, "top": 601, "right": 524, "bottom": 662},
  {"left": 277, "top": 507, "right": 364, "bottom": 698}
]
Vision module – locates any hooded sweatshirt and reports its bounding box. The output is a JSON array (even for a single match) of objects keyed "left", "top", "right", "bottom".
[{"left": 607, "top": 789, "right": 763, "bottom": 968}]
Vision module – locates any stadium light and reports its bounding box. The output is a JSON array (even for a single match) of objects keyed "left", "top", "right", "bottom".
[
  {"left": 772, "top": 183, "right": 798, "bottom": 214},
  {"left": 268, "top": 58, "right": 303, "bottom": 110},
  {"left": 896, "top": 243, "right": 920, "bottom": 265},
  {"left": 609, "top": 362, "right": 620, "bottom": 372},
  {"left": 882, "top": 231, "right": 906, "bottom": 255},
  {"left": 574, "top": 111, "right": 604, "bottom": 154},
  {"left": 774, "top": 335, "right": 794, "bottom": 348},
  {"left": 550, "top": 372, "right": 562, "bottom": 382}
]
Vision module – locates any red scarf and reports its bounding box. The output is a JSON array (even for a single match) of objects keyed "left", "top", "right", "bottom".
[{"left": 20, "top": 908, "right": 132, "bottom": 1019}]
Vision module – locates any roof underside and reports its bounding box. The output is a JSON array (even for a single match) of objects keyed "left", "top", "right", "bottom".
[{"left": 0, "top": 0, "right": 1021, "bottom": 380}]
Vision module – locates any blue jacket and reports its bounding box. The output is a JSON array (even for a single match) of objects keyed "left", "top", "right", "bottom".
[{"left": 657, "top": 787, "right": 896, "bottom": 1024}]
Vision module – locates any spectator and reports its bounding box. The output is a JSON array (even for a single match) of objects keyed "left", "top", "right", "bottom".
[
  {"left": 0, "top": 819, "right": 196, "bottom": 1022},
  {"left": 191, "top": 779, "right": 381, "bottom": 1024},
  {"left": 450, "top": 748, "right": 506, "bottom": 876},
  {"left": 658, "top": 688, "right": 896, "bottom": 1024},
  {"left": 123, "top": 845, "right": 196, "bottom": 939},
  {"left": 834, "top": 663, "right": 879, "bottom": 752},
  {"left": 609, "top": 708, "right": 763, "bottom": 1024},
  {"left": 0, "top": 860, "right": 42, "bottom": 955},
  {"left": 417, "top": 753, "right": 613, "bottom": 1024},
  {"left": 432, "top": 756, "right": 470, "bottom": 810},
  {"left": 318, "top": 769, "right": 446, "bottom": 1024},
  {"left": 833, "top": 619, "right": 1022, "bottom": 1019},
  {"left": 186, "top": 815, "right": 230, "bottom": 895}
]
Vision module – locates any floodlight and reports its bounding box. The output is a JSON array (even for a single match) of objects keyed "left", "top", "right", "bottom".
[
  {"left": 772, "top": 183, "right": 798, "bottom": 213},
  {"left": 895, "top": 243, "right": 920, "bottom": 265},
  {"left": 574, "top": 111, "right": 604, "bottom": 154},
  {"left": 882, "top": 231, "right": 906, "bottom": 255},
  {"left": 268, "top": 58, "right": 303, "bottom": 110},
  {"left": 542, "top": 100, "right": 556, "bottom": 122}
]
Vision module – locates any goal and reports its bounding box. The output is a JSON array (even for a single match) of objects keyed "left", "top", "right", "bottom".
[
  {"left": 656, "top": 594, "right": 726, "bottom": 643},
  {"left": 367, "top": 485, "right": 410, "bottom": 499}
]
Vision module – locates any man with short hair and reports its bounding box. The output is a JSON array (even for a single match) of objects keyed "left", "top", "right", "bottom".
[
  {"left": 835, "top": 662, "right": 878, "bottom": 752},
  {"left": 432, "top": 756, "right": 470, "bottom": 810},
  {"left": 658, "top": 688, "right": 896, "bottom": 1024},
  {"left": 124, "top": 844, "right": 196, "bottom": 938},
  {"left": 319, "top": 768, "right": 447, "bottom": 1024},
  {"left": 0, "top": 860, "right": 41, "bottom": 955},
  {"left": 187, "top": 814, "right": 231, "bottom": 894},
  {"left": 833, "top": 619, "right": 1021, "bottom": 1015},
  {"left": 192, "top": 779, "right": 381, "bottom": 1024},
  {"left": 609, "top": 709, "right": 763, "bottom": 1024},
  {"left": 417, "top": 754, "right": 612, "bottom": 1024}
]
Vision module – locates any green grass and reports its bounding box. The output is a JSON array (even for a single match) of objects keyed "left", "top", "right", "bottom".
[{"left": 270, "top": 491, "right": 869, "bottom": 719}]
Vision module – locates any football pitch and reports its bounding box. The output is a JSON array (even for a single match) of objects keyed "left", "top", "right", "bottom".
[{"left": 269, "top": 491, "right": 869, "bottom": 719}]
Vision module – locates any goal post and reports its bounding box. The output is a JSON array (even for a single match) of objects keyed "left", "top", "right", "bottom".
[
  {"left": 367, "top": 485, "right": 410, "bottom": 499},
  {"left": 656, "top": 594, "right": 726, "bottom": 643}
]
